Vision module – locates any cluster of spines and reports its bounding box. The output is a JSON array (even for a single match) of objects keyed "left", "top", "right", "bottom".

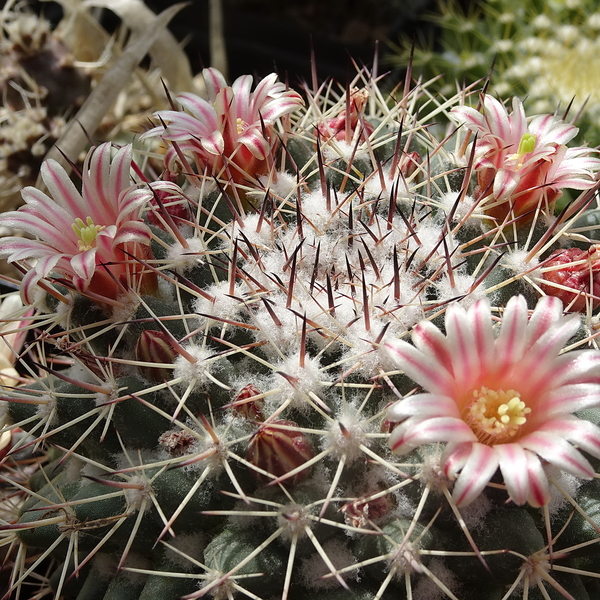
[{"left": 2, "top": 65, "right": 600, "bottom": 600}]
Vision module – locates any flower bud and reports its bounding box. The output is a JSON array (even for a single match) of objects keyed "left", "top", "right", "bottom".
[
  {"left": 540, "top": 247, "right": 600, "bottom": 312},
  {"left": 398, "top": 151, "right": 422, "bottom": 180},
  {"left": 246, "top": 419, "right": 314, "bottom": 487},
  {"left": 231, "top": 384, "right": 264, "bottom": 421},
  {"left": 134, "top": 330, "right": 177, "bottom": 382}
]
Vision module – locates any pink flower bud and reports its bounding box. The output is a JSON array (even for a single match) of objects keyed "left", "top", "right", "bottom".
[
  {"left": 231, "top": 384, "right": 264, "bottom": 421},
  {"left": 541, "top": 247, "right": 600, "bottom": 312},
  {"left": 246, "top": 419, "right": 315, "bottom": 487},
  {"left": 135, "top": 330, "right": 177, "bottom": 382}
]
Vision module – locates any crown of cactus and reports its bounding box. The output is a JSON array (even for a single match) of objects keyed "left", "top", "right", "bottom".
[{"left": 3, "top": 58, "right": 600, "bottom": 600}]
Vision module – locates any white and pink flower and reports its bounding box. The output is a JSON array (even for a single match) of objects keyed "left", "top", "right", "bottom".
[
  {"left": 385, "top": 295, "right": 600, "bottom": 507},
  {"left": 451, "top": 95, "right": 600, "bottom": 222},
  {"left": 0, "top": 143, "right": 155, "bottom": 303},
  {"left": 142, "top": 67, "right": 303, "bottom": 186}
]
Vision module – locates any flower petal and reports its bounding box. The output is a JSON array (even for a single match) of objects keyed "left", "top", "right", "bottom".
[
  {"left": 386, "top": 394, "right": 460, "bottom": 422},
  {"left": 519, "top": 430, "right": 594, "bottom": 479},
  {"left": 496, "top": 442, "right": 529, "bottom": 505},
  {"left": 450, "top": 442, "right": 499, "bottom": 506},
  {"left": 388, "top": 416, "right": 476, "bottom": 455},
  {"left": 384, "top": 339, "right": 455, "bottom": 396}
]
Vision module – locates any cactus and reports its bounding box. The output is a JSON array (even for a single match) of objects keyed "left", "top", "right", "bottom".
[{"left": 2, "top": 56, "right": 600, "bottom": 600}]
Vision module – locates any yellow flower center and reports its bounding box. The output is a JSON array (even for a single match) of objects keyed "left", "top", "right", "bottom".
[
  {"left": 72, "top": 217, "right": 106, "bottom": 252},
  {"left": 465, "top": 386, "right": 531, "bottom": 444}
]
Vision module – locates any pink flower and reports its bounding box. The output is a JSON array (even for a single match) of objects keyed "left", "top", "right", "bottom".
[
  {"left": 385, "top": 295, "right": 600, "bottom": 507},
  {"left": 451, "top": 95, "right": 600, "bottom": 222},
  {"left": 0, "top": 143, "right": 155, "bottom": 303},
  {"left": 142, "top": 68, "right": 303, "bottom": 186}
]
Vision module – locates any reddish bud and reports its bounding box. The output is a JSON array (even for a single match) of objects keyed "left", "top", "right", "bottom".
[
  {"left": 540, "top": 246, "right": 600, "bottom": 312},
  {"left": 231, "top": 384, "right": 264, "bottom": 420},
  {"left": 246, "top": 419, "right": 315, "bottom": 487},
  {"left": 398, "top": 151, "right": 422, "bottom": 180},
  {"left": 135, "top": 330, "right": 177, "bottom": 382},
  {"left": 316, "top": 88, "right": 374, "bottom": 142}
]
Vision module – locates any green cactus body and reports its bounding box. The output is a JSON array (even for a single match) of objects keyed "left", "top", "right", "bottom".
[{"left": 3, "top": 56, "right": 600, "bottom": 600}]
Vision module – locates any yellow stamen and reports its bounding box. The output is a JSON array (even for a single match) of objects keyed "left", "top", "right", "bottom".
[
  {"left": 72, "top": 217, "right": 106, "bottom": 252},
  {"left": 465, "top": 386, "right": 531, "bottom": 444},
  {"left": 236, "top": 117, "right": 248, "bottom": 135}
]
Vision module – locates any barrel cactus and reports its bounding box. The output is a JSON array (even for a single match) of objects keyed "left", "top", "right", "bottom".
[{"left": 2, "top": 59, "right": 600, "bottom": 600}]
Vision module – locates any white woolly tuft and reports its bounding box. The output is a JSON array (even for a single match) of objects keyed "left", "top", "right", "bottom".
[
  {"left": 258, "top": 171, "right": 298, "bottom": 200},
  {"left": 502, "top": 248, "right": 541, "bottom": 278},
  {"left": 173, "top": 345, "right": 224, "bottom": 390},
  {"left": 548, "top": 468, "right": 584, "bottom": 517},
  {"left": 438, "top": 191, "right": 483, "bottom": 230},
  {"left": 321, "top": 139, "right": 370, "bottom": 163},
  {"left": 194, "top": 281, "right": 245, "bottom": 324},
  {"left": 123, "top": 474, "right": 153, "bottom": 512},
  {"left": 266, "top": 354, "right": 328, "bottom": 411},
  {"left": 35, "top": 393, "right": 58, "bottom": 425},
  {"left": 324, "top": 408, "right": 369, "bottom": 463},
  {"left": 162, "top": 533, "right": 206, "bottom": 571},
  {"left": 461, "top": 493, "right": 493, "bottom": 530},
  {"left": 166, "top": 236, "right": 208, "bottom": 274}
]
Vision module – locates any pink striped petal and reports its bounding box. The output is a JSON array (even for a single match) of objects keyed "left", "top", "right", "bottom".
[
  {"left": 451, "top": 442, "right": 499, "bottom": 506},
  {"left": 534, "top": 416, "right": 600, "bottom": 458},
  {"left": 40, "top": 159, "right": 85, "bottom": 216},
  {"left": 445, "top": 302, "right": 480, "bottom": 388},
  {"left": 411, "top": 320, "right": 454, "bottom": 374},
  {"left": 109, "top": 145, "right": 132, "bottom": 204},
  {"left": 509, "top": 97, "right": 527, "bottom": 144},
  {"left": 70, "top": 249, "right": 97, "bottom": 281},
  {"left": 494, "top": 295, "right": 528, "bottom": 373},
  {"left": 384, "top": 339, "right": 455, "bottom": 396},
  {"left": 541, "top": 383, "right": 600, "bottom": 417},
  {"left": 548, "top": 351, "right": 600, "bottom": 388},
  {"left": 201, "top": 130, "right": 225, "bottom": 155},
  {"left": 202, "top": 67, "right": 227, "bottom": 102},
  {"left": 524, "top": 295, "right": 563, "bottom": 350},
  {"left": 231, "top": 74, "right": 254, "bottom": 123},
  {"left": 519, "top": 431, "right": 594, "bottom": 478},
  {"left": 386, "top": 394, "right": 460, "bottom": 421},
  {"left": 176, "top": 93, "right": 218, "bottom": 129},
  {"left": 238, "top": 129, "right": 271, "bottom": 159},
  {"left": 524, "top": 452, "right": 550, "bottom": 508},
  {"left": 493, "top": 168, "right": 520, "bottom": 201},
  {"left": 483, "top": 96, "right": 512, "bottom": 143},
  {"left": 529, "top": 115, "right": 577, "bottom": 145},
  {"left": 389, "top": 416, "right": 476, "bottom": 454},
  {"left": 450, "top": 106, "right": 486, "bottom": 132},
  {"left": 496, "top": 443, "right": 529, "bottom": 505},
  {"left": 468, "top": 298, "right": 495, "bottom": 369}
]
